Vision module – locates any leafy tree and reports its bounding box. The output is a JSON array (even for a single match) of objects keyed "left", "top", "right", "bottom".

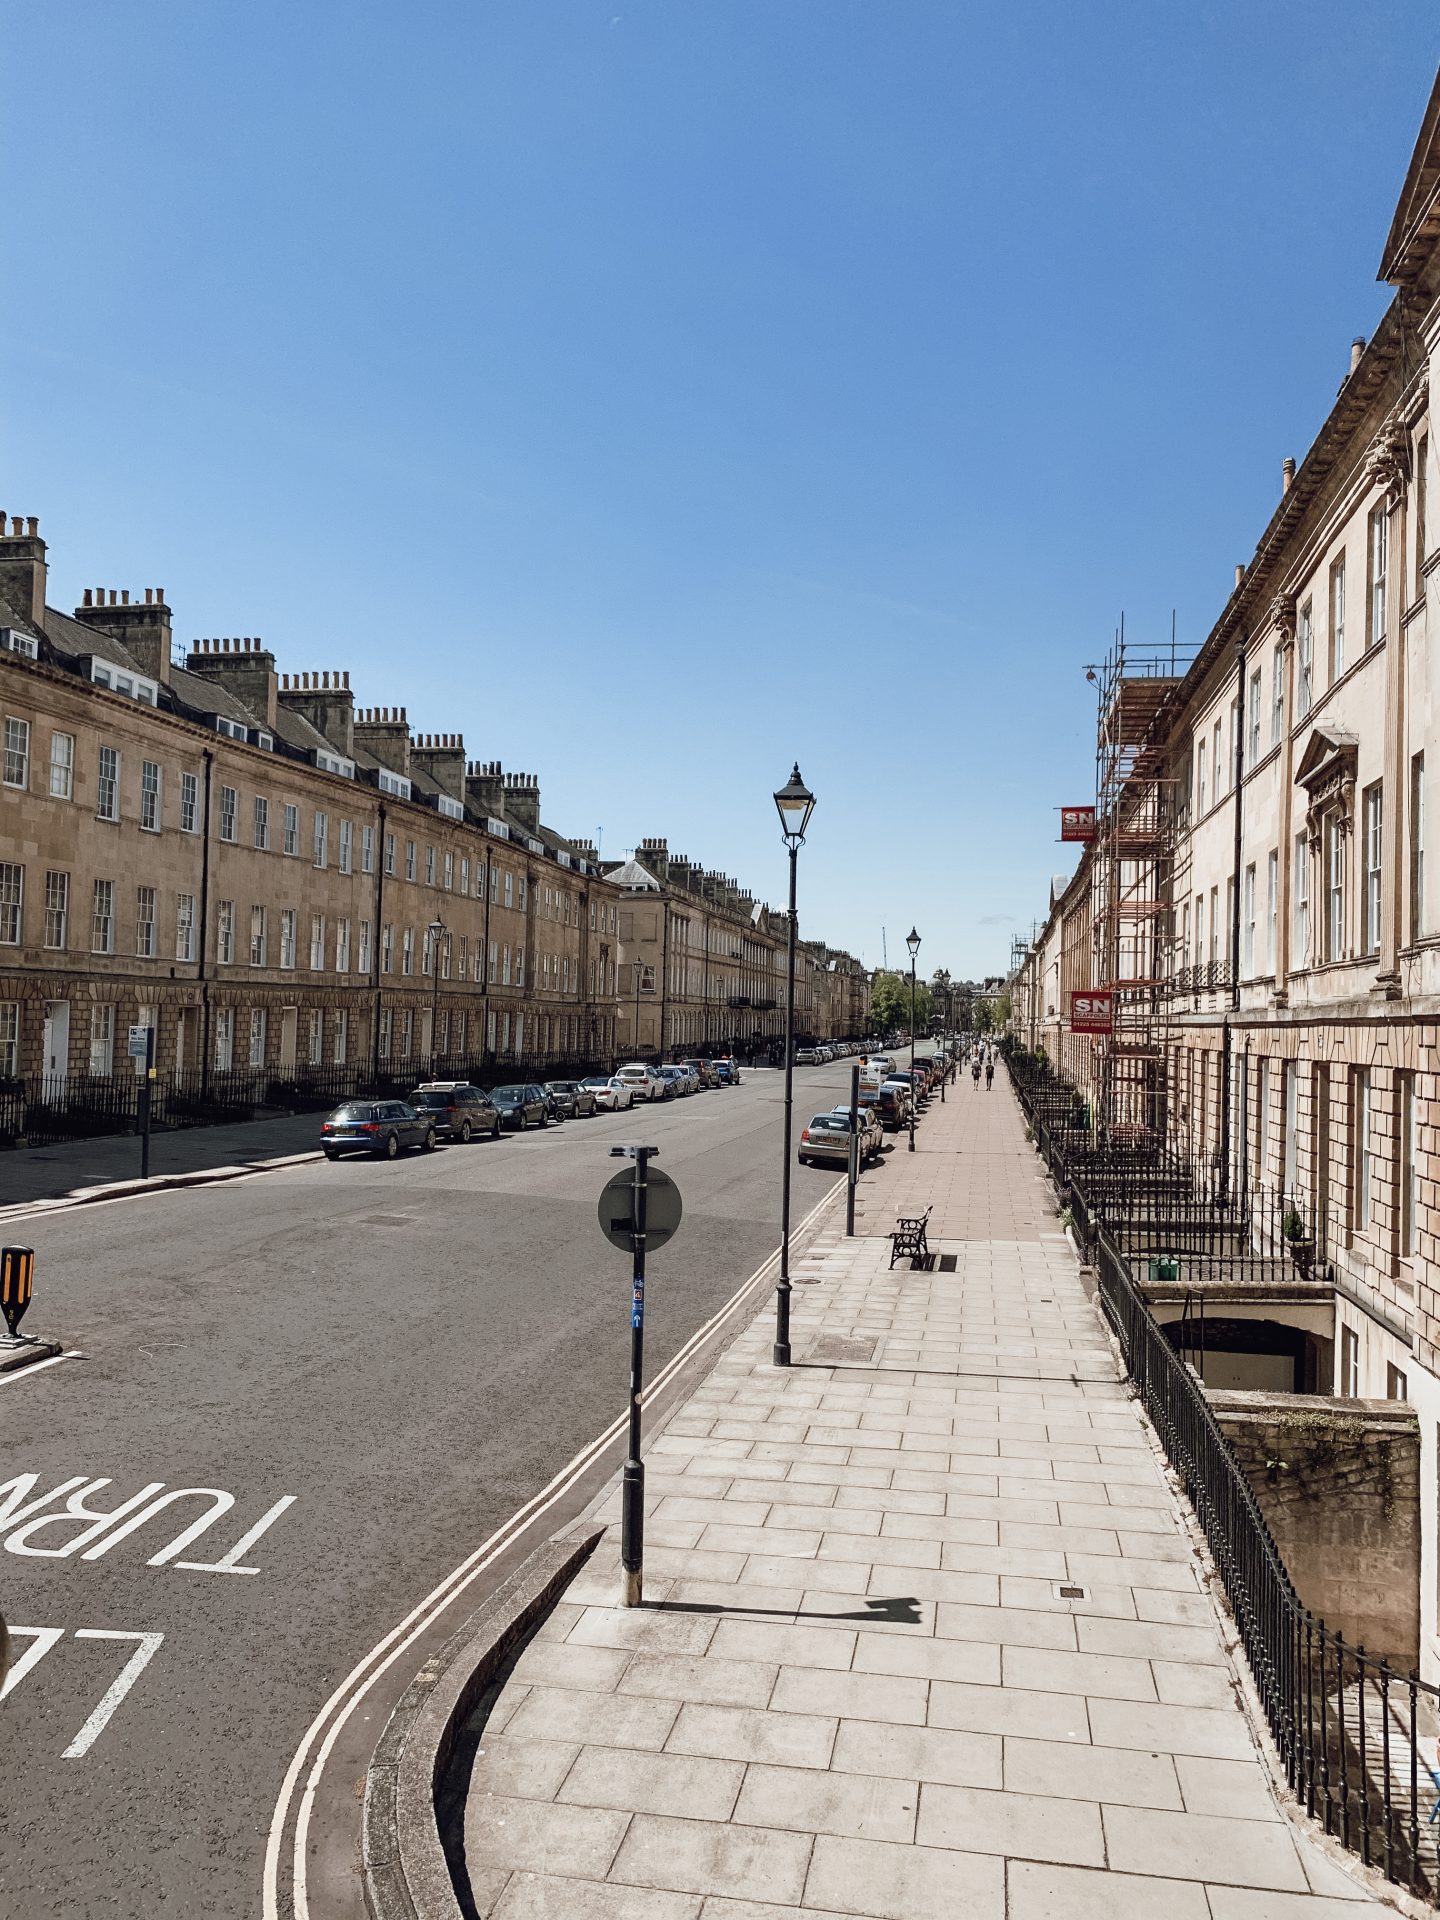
[{"left": 870, "top": 970, "right": 933, "bottom": 1037}]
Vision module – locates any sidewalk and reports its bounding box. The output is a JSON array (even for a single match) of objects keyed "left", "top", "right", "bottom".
[
  {"left": 460, "top": 1079, "right": 1380, "bottom": 1917},
  {"left": 0, "top": 1109, "right": 320, "bottom": 1207}
]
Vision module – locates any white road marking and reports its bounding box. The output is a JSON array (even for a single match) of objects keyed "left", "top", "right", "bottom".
[
  {"left": 0, "top": 1350, "right": 80, "bottom": 1385},
  {"left": 269, "top": 1173, "right": 845, "bottom": 1920},
  {"left": 1, "top": 1625, "right": 64, "bottom": 1700},
  {"left": 175, "top": 1494, "right": 297, "bottom": 1573},
  {"left": 62, "top": 1631, "right": 165, "bottom": 1758}
]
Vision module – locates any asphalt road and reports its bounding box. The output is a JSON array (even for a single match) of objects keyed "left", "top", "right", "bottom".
[{"left": 0, "top": 1062, "right": 868, "bottom": 1918}]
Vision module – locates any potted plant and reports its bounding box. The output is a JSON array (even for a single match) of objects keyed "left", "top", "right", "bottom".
[{"left": 1283, "top": 1207, "right": 1315, "bottom": 1276}]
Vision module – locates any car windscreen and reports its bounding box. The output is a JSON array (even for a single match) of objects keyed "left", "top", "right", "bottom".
[
  {"left": 581, "top": 1078, "right": 609, "bottom": 1089},
  {"left": 808, "top": 1115, "right": 847, "bottom": 1131},
  {"left": 331, "top": 1104, "right": 377, "bottom": 1122},
  {"left": 492, "top": 1086, "right": 522, "bottom": 1100}
]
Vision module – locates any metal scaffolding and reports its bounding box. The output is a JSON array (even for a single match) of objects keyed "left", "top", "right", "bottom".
[{"left": 1091, "top": 620, "right": 1193, "bottom": 1144}]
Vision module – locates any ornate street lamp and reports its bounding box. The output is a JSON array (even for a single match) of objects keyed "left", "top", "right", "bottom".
[
  {"left": 773, "top": 763, "right": 816, "bottom": 1367},
  {"left": 428, "top": 918, "right": 446, "bottom": 1070},
  {"left": 906, "top": 927, "right": 920, "bottom": 1153}
]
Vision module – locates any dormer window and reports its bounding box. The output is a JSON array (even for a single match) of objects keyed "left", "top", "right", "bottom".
[
  {"left": 93, "top": 660, "right": 160, "bottom": 706},
  {"left": 436, "top": 792, "right": 464, "bottom": 822},
  {"left": 215, "top": 715, "right": 247, "bottom": 741},
  {"left": 315, "top": 748, "right": 356, "bottom": 779},
  {"left": 377, "top": 768, "right": 410, "bottom": 799}
]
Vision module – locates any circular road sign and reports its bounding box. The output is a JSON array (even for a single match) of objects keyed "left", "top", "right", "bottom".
[{"left": 598, "top": 1167, "right": 683, "bottom": 1252}]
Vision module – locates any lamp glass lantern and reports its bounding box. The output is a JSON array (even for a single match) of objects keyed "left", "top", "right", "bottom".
[
  {"left": 906, "top": 927, "right": 921, "bottom": 961},
  {"left": 774, "top": 764, "right": 816, "bottom": 848}
]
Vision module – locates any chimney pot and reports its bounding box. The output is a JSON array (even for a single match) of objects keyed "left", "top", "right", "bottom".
[
  {"left": 157, "top": 588, "right": 164, "bottom": 603},
  {"left": 1234, "top": 564, "right": 1244, "bottom": 589},
  {"left": 1282, "top": 456, "right": 1296, "bottom": 493},
  {"left": 9, "top": 516, "right": 21, "bottom": 536},
  {"left": 121, "top": 590, "right": 129, "bottom": 605},
  {"left": 83, "top": 589, "right": 92, "bottom": 607},
  {"left": 26, "top": 518, "right": 37, "bottom": 537},
  {"left": 1351, "top": 336, "right": 1366, "bottom": 374}
]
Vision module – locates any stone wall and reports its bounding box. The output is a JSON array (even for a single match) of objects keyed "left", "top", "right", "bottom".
[{"left": 1209, "top": 1388, "right": 1420, "bottom": 1668}]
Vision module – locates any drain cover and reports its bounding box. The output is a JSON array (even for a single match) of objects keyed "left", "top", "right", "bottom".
[
  {"left": 805, "top": 1334, "right": 878, "bottom": 1365},
  {"left": 1056, "top": 1583, "right": 1087, "bottom": 1601}
]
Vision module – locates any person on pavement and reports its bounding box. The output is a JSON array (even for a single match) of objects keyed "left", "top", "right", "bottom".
[
  {"left": 985, "top": 1054, "right": 995, "bottom": 1091},
  {"left": 972, "top": 1055, "right": 982, "bottom": 1087}
]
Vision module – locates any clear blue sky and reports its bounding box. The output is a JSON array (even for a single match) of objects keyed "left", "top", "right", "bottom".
[{"left": 4, "top": 4, "right": 1433, "bottom": 980}]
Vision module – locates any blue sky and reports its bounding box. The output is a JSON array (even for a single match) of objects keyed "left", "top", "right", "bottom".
[{"left": 4, "top": 4, "right": 1433, "bottom": 979}]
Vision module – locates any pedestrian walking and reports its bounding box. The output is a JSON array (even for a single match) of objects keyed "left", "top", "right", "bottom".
[
  {"left": 972, "top": 1056, "right": 981, "bottom": 1087},
  {"left": 985, "top": 1055, "right": 995, "bottom": 1091}
]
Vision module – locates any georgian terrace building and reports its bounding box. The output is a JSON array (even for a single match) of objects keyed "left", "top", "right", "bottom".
[
  {"left": 1011, "top": 72, "right": 1440, "bottom": 1682},
  {"left": 0, "top": 513, "right": 627, "bottom": 1097},
  {"left": 596, "top": 838, "right": 870, "bottom": 1060}
]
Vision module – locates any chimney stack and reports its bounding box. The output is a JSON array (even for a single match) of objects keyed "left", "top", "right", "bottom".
[
  {"left": 502, "top": 771, "right": 541, "bottom": 835},
  {"left": 75, "top": 585, "right": 174, "bottom": 684},
  {"left": 353, "top": 705, "right": 411, "bottom": 777},
  {"left": 411, "top": 731, "right": 467, "bottom": 803},
  {"left": 465, "top": 758, "right": 506, "bottom": 820},
  {"left": 278, "top": 668, "right": 356, "bottom": 756},
  {"left": 186, "top": 637, "right": 279, "bottom": 726},
  {"left": 0, "top": 513, "right": 48, "bottom": 630}
]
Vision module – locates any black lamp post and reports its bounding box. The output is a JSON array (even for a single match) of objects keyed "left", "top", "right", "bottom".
[
  {"left": 774, "top": 763, "right": 816, "bottom": 1367},
  {"left": 428, "top": 918, "right": 446, "bottom": 1070},
  {"left": 906, "top": 927, "right": 920, "bottom": 1153}
]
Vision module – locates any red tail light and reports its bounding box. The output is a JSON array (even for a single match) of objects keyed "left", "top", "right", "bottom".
[
  {"left": 801, "top": 1129, "right": 811, "bottom": 1142},
  {"left": 360, "top": 1123, "right": 379, "bottom": 1133}
]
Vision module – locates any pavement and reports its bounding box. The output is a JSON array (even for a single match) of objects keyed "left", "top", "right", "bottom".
[
  {"left": 0, "top": 1063, "right": 865, "bottom": 1919},
  {"left": 0, "top": 1107, "right": 323, "bottom": 1207},
  {"left": 460, "top": 1070, "right": 1384, "bottom": 1918}
]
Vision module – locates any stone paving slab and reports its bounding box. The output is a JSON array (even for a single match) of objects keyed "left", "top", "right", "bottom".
[{"left": 461, "top": 1077, "right": 1384, "bottom": 1915}]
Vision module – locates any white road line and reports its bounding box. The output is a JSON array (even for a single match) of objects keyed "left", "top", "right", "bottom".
[
  {"left": 0, "top": 1350, "right": 79, "bottom": 1386},
  {"left": 62, "top": 1631, "right": 164, "bottom": 1758},
  {"left": 0, "top": 1625, "right": 64, "bottom": 1700},
  {"left": 267, "top": 1174, "right": 844, "bottom": 1920}
]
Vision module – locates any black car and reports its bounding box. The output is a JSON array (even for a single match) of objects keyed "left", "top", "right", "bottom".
[
  {"left": 405, "top": 1082, "right": 502, "bottom": 1141},
  {"left": 490, "top": 1083, "right": 550, "bottom": 1130},
  {"left": 545, "top": 1080, "right": 598, "bottom": 1119},
  {"left": 321, "top": 1100, "right": 437, "bottom": 1161}
]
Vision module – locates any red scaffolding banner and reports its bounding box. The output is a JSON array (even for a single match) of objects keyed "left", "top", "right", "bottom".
[
  {"left": 1069, "top": 989, "right": 1113, "bottom": 1035},
  {"left": 1059, "top": 806, "right": 1096, "bottom": 842}
]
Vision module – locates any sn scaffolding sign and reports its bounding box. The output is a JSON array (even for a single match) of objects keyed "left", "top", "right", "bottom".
[
  {"left": 1069, "top": 990, "right": 1113, "bottom": 1035},
  {"left": 1058, "top": 806, "right": 1096, "bottom": 842}
]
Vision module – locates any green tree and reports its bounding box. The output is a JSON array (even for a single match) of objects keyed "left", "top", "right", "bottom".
[{"left": 870, "top": 970, "right": 933, "bottom": 1037}]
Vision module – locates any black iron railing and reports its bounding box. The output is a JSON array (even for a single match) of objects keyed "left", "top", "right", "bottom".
[{"left": 1005, "top": 1041, "right": 1440, "bottom": 1898}]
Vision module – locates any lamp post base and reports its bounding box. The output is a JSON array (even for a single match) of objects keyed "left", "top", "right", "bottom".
[
  {"left": 621, "top": 1567, "right": 642, "bottom": 1608},
  {"left": 773, "top": 1340, "right": 792, "bottom": 1367}
]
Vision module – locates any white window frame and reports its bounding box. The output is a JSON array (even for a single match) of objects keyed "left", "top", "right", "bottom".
[
  {"left": 91, "top": 877, "right": 113, "bottom": 954},
  {"left": 254, "top": 795, "right": 270, "bottom": 850},
  {"left": 4, "top": 715, "right": 30, "bottom": 788},
  {"left": 1364, "top": 783, "right": 1383, "bottom": 955},
  {"left": 49, "top": 730, "right": 74, "bottom": 800},
  {"left": 176, "top": 892, "right": 196, "bottom": 963},
  {"left": 220, "top": 784, "right": 238, "bottom": 843},
  {"left": 44, "top": 870, "right": 68, "bottom": 951},
  {"left": 284, "top": 803, "right": 300, "bottom": 856},
  {"left": 280, "top": 908, "right": 297, "bottom": 970},
  {"left": 0, "top": 862, "right": 22, "bottom": 945},
  {"left": 97, "top": 745, "right": 120, "bottom": 822},
  {"left": 180, "top": 769, "right": 198, "bottom": 832},
  {"left": 1297, "top": 603, "right": 1313, "bottom": 717},
  {"left": 217, "top": 899, "right": 235, "bottom": 965},
  {"left": 135, "top": 885, "right": 156, "bottom": 959}
]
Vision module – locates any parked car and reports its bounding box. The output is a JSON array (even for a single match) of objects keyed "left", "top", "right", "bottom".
[
  {"left": 794, "top": 1047, "right": 820, "bottom": 1065},
  {"left": 583, "top": 1074, "right": 634, "bottom": 1111},
  {"left": 683, "top": 1058, "right": 720, "bottom": 1088},
  {"left": 875, "top": 1083, "right": 912, "bottom": 1130},
  {"left": 490, "top": 1083, "right": 550, "bottom": 1130},
  {"left": 799, "top": 1108, "right": 882, "bottom": 1167},
  {"left": 321, "top": 1099, "right": 437, "bottom": 1160},
  {"left": 658, "top": 1065, "right": 694, "bottom": 1098},
  {"left": 711, "top": 1058, "right": 738, "bottom": 1084},
  {"left": 405, "top": 1082, "right": 501, "bottom": 1142},
  {"left": 826, "top": 1104, "right": 886, "bottom": 1165},
  {"left": 546, "top": 1079, "right": 598, "bottom": 1119},
  {"left": 615, "top": 1063, "right": 666, "bottom": 1101},
  {"left": 718, "top": 1055, "right": 742, "bottom": 1083}
]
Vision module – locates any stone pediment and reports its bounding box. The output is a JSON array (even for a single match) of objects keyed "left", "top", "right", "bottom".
[{"left": 1295, "top": 725, "right": 1359, "bottom": 797}]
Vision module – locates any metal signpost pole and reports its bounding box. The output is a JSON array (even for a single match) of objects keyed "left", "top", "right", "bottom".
[
  {"left": 619, "top": 1144, "right": 656, "bottom": 1607},
  {"left": 847, "top": 1060, "right": 859, "bottom": 1236},
  {"left": 138, "top": 1026, "right": 155, "bottom": 1180}
]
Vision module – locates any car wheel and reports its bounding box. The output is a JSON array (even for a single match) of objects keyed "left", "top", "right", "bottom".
[
  {"left": 323, "top": 1148, "right": 340, "bottom": 1162},
  {"left": 459, "top": 1118, "right": 472, "bottom": 1144},
  {"left": 422, "top": 1128, "right": 437, "bottom": 1152},
  {"left": 383, "top": 1132, "right": 400, "bottom": 1160}
]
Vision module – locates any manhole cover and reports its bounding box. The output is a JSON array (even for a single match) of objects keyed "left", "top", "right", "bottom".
[
  {"left": 805, "top": 1334, "right": 878, "bottom": 1365},
  {"left": 359, "top": 1214, "right": 412, "bottom": 1228}
]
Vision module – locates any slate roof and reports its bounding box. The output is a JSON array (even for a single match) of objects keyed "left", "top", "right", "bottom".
[
  {"left": 168, "top": 665, "right": 266, "bottom": 729},
  {"left": 41, "top": 602, "right": 147, "bottom": 674}
]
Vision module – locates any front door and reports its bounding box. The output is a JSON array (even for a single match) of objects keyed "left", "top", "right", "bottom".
[
  {"left": 279, "top": 1007, "right": 298, "bottom": 1070},
  {"left": 42, "top": 1001, "right": 70, "bottom": 1095}
]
